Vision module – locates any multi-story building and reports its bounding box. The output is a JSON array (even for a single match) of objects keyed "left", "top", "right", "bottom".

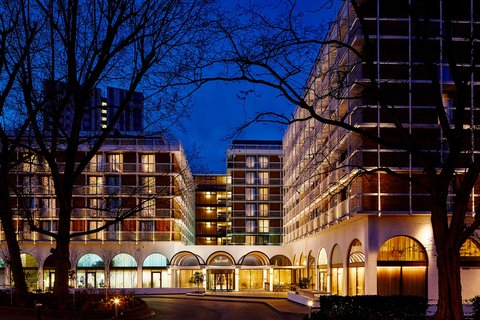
[
  {"left": 226, "top": 140, "right": 283, "bottom": 245},
  {"left": 2, "top": 137, "right": 194, "bottom": 290},
  {"left": 43, "top": 83, "right": 144, "bottom": 135},
  {"left": 194, "top": 174, "right": 230, "bottom": 245},
  {"left": 283, "top": 0, "right": 480, "bottom": 300}
]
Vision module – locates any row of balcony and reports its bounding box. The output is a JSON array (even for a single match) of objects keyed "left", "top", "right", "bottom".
[
  {"left": 6, "top": 231, "right": 182, "bottom": 242},
  {"left": 17, "top": 163, "right": 179, "bottom": 174}
]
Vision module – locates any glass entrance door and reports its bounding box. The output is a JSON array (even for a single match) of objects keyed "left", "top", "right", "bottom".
[
  {"left": 207, "top": 271, "right": 234, "bottom": 291},
  {"left": 151, "top": 272, "right": 162, "bottom": 288}
]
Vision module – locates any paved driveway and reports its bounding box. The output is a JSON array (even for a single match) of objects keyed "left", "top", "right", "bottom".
[{"left": 144, "top": 297, "right": 304, "bottom": 320}]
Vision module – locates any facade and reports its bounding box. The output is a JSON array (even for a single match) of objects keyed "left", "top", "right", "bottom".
[
  {"left": 194, "top": 174, "right": 230, "bottom": 245},
  {"left": 1, "top": 137, "right": 194, "bottom": 290},
  {"left": 0, "top": 0, "right": 479, "bottom": 303},
  {"left": 43, "top": 83, "right": 144, "bottom": 135},
  {"left": 283, "top": 0, "right": 480, "bottom": 300},
  {"left": 226, "top": 140, "right": 283, "bottom": 245}
]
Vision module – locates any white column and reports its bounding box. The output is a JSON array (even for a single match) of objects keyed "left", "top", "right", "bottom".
[
  {"left": 269, "top": 268, "right": 274, "bottom": 291},
  {"left": 137, "top": 265, "right": 143, "bottom": 288},
  {"left": 234, "top": 268, "right": 239, "bottom": 292}
]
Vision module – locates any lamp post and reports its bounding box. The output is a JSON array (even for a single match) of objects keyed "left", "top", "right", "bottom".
[
  {"left": 307, "top": 299, "right": 314, "bottom": 319},
  {"left": 113, "top": 298, "right": 120, "bottom": 319}
]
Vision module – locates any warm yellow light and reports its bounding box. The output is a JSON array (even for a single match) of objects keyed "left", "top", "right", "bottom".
[
  {"left": 206, "top": 191, "right": 211, "bottom": 198},
  {"left": 113, "top": 298, "right": 120, "bottom": 305},
  {"left": 307, "top": 300, "right": 314, "bottom": 307}
]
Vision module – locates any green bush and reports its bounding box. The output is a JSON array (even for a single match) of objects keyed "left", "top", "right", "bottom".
[
  {"left": 472, "top": 295, "right": 480, "bottom": 320},
  {"left": 309, "top": 295, "right": 428, "bottom": 320}
]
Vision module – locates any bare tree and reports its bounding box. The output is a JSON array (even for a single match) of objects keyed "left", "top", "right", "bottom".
[
  {"left": 14, "top": 0, "right": 213, "bottom": 306},
  {"left": 205, "top": 0, "right": 480, "bottom": 319},
  {"left": 0, "top": 0, "right": 39, "bottom": 307}
]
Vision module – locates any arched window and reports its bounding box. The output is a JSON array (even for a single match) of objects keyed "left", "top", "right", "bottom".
[
  {"left": 330, "top": 245, "right": 343, "bottom": 295},
  {"left": 76, "top": 253, "right": 105, "bottom": 288},
  {"left": 142, "top": 253, "right": 168, "bottom": 288},
  {"left": 21, "top": 254, "right": 39, "bottom": 291},
  {"left": 110, "top": 253, "right": 137, "bottom": 288},
  {"left": 347, "top": 239, "right": 365, "bottom": 296},
  {"left": 460, "top": 238, "right": 480, "bottom": 267},
  {"left": 377, "top": 236, "right": 427, "bottom": 297},
  {"left": 317, "top": 249, "right": 328, "bottom": 292}
]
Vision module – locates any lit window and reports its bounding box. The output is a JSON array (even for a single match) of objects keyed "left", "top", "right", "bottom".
[
  {"left": 259, "top": 188, "right": 268, "bottom": 201},
  {"left": 41, "top": 176, "right": 54, "bottom": 194},
  {"left": 258, "top": 219, "right": 269, "bottom": 233},
  {"left": 245, "top": 235, "right": 256, "bottom": 245},
  {"left": 246, "top": 156, "right": 256, "bottom": 168},
  {"left": 258, "top": 172, "right": 269, "bottom": 184},
  {"left": 142, "top": 199, "right": 155, "bottom": 217},
  {"left": 88, "top": 176, "right": 103, "bottom": 194},
  {"left": 246, "top": 204, "right": 256, "bottom": 217},
  {"left": 142, "top": 176, "right": 155, "bottom": 194},
  {"left": 246, "top": 188, "right": 256, "bottom": 201},
  {"left": 246, "top": 172, "right": 256, "bottom": 184},
  {"left": 90, "top": 154, "right": 104, "bottom": 172},
  {"left": 108, "top": 154, "right": 123, "bottom": 172},
  {"left": 259, "top": 204, "right": 269, "bottom": 216},
  {"left": 246, "top": 220, "right": 256, "bottom": 233},
  {"left": 141, "top": 154, "right": 155, "bottom": 173},
  {"left": 259, "top": 156, "right": 268, "bottom": 168}
]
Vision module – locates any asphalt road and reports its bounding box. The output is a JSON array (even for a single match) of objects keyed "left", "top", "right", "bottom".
[{"left": 143, "top": 297, "right": 304, "bottom": 320}]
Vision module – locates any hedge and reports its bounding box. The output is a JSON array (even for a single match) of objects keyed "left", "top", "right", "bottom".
[{"left": 309, "top": 295, "right": 428, "bottom": 320}]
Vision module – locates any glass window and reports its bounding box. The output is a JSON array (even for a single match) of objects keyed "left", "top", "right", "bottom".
[
  {"left": 108, "top": 154, "right": 123, "bottom": 172},
  {"left": 258, "top": 172, "right": 269, "bottom": 184},
  {"left": 259, "top": 156, "right": 268, "bottom": 168},
  {"left": 259, "top": 188, "right": 268, "bottom": 201},
  {"left": 245, "top": 220, "right": 256, "bottom": 233},
  {"left": 245, "top": 204, "right": 256, "bottom": 217},
  {"left": 246, "top": 156, "right": 256, "bottom": 168},
  {"left": 143, "top": 254, "right": 168, "bottom": 267},
  {"left": 41, "top": 176, "right": 54, "bottom": 194},
  {"left": 245, "top": 235, "right": 256, "bottom": 245},
  {"left": 246, "top": 188, "right": 256, "bottom": 201},
  {"left": 246, "top": 172, "right": 256, "bottom": 184},
  {"left": 258, "top": 219, "right": 269, "bottom": 233},
  {"left": 141, "top": 154, "right": 155, "bottom": 173},
  {"left": 90, "top": 154, "right": 104, "bottom": 172},
  {"left": 259, "top": 204, "right": 268, "bottom": 216},
  {"left": 142, "top": 199, "right": 155, "bottom": 217},
  {"left": 140, "top": 221, "right": 154, "bottom": 231},
  {"left": 88, "top": 176, "right": 103, "bottom": 194},
  {"left": 142, "top": 176, "right": 155, "bottom": 194}
]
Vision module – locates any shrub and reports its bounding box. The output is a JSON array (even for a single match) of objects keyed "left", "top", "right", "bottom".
[{"left": 310, "top": 295, "right": 428, "bottom": 320}]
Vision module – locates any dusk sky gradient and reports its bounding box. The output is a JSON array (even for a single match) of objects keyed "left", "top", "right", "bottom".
[{"left": 175, "top": 0, "right": 339, "bottom": 173}]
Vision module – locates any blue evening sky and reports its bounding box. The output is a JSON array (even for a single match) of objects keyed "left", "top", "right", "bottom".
[{"left": 175, "top": 0, "right": 339, "bottom": 173}]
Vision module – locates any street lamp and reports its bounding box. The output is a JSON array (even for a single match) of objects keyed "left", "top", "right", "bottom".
[
  {"left": 113, "top": 298, "right": 120, "bottom": 319},
  {"left": 307, "top": 299, "right": 314, "bottom": 319}
]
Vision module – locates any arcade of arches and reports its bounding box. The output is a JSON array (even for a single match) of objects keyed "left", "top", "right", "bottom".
[{"left": 0, "top": 236, "right": 478, "bottom": 298}]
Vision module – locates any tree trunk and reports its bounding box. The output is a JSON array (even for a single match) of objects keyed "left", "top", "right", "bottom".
[
  {"left": 432, "top": 211, "right": 465, "bottom": 320},
  {"left": 53, "top": 206, "right": 72, "bottom": 309},
  {"left": 0, "top": 192, "right": 29, "bottom": 307}
]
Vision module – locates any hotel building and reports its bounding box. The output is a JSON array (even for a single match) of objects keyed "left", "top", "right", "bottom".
[
  {"left": 283, "top": 0, "right": 480, "bottom": 300},
  {"left": 0, "top": 0, "right": 479, "bottom": 303}
]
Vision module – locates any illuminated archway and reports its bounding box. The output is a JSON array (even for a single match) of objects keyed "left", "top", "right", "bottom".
[
  {"left": 170, "top": 251, "right": 203, "bottom": 288},
  {"left": 460, "top": 238, "right": 480, "bottom": 267},
  {"left": 377, "top": 236, "right": 427, "bottom": 297},
  {"left": 110, "top": 253, "right": 137, "bottom": 288},
  {"left": 347, "top": 239, "right": 365, "bottom": 296},
  {"left": 317, "top": 249, "right": 328, "bottom": 292},
  {"left": 76, "top": 253, "right": 105, "bottom": 289},
  {"left": 238, "top": 251, "right": 269, "bottom": 290},
  {"left": 0, "top": 257, "right": 5, "bottom": 287},
  {"left": 21, "top": 253, "right": 39, "bottom": 291},
  {"left": 270, "top": 255, "right": 292, "bottom": 291},
  {"left": 142, "top": 253, "right": 168, "bottom": 288},
  {"left": 330, "top": 245, "right": 343, "bottom": 295},
  {"left": 206, "top": 251, "right": 235, "bottom": 291}
]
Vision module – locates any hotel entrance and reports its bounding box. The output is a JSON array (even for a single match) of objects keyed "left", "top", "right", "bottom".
[
  {"left": 207, "top": 270, "right": 234, "bottom": 291},
  {"left": 206, "top": 251, "right": 236, "bottom": 292}
]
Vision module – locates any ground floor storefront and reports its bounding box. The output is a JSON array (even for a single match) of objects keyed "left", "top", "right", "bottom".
[{"left": 0, "top": 216, "right": 479, "bottom": 300}]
